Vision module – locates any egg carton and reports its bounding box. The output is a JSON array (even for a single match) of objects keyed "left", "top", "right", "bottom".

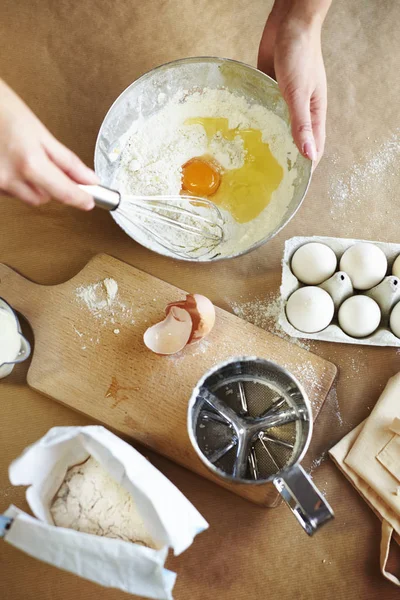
[{"left": 279, "top": 236, "right": 400, "bottom": 347}]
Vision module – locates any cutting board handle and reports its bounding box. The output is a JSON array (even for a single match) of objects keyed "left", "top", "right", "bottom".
[{"left": 0, "top": 263, "right": 44, "bottom": 323}]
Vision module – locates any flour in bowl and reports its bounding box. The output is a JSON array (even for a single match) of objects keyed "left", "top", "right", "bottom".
[{"left": 114, "top": 88, "right": 299, "bottom": 259}]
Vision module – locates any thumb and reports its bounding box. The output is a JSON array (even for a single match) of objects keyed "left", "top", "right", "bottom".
[{"left": 284, "top": 88, "right": 316, "bottom": 162}]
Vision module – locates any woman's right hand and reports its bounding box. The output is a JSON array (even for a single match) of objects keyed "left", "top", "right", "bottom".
[
  {"left": 258, "top": 0, "right": 331, "bottom": 165},
  {"left": 0, "top": 79, "right": 98, "bottom": 210}
]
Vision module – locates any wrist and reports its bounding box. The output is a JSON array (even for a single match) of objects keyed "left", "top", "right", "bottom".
[{"left": 270, "top": 0, "right": 331, "bottom": 30}]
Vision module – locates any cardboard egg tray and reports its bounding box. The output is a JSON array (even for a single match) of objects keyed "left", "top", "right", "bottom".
[{"left": 279, "top": 236, "right": 400, "bottom": 347}]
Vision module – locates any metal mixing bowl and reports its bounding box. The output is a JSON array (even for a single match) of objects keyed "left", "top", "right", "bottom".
[{"left": 95, "top": 57, "right": 312, "bottom": 261}]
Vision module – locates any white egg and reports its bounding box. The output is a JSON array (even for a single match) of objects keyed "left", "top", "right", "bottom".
[
  {"left": 389, "top": 301, "right": 400, "bottom": 338},
  {"left": 339, "top": 243, "right": 387, "bottom": 290},
  {"left": 338, "top": 296, "right": 381, "bottom": 338},
  {"left": 392, "top": 255, "right": 400, "bottom": 279},
  {"left": 291, "top": 242, "right": 337, "bottom": 285},
  {"left": 286, "top": 287, "right": 334, "bottom": 333}
]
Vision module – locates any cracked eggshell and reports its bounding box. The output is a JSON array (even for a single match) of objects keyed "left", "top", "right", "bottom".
[
  {"left": 291, "top": 242, "right": 337, "bottom": 285},
  {"left": 338, "top": 296, "right": 381, "bottom": 338},
  {"left": 319, "top": 272, "right": 353, "bottom": 310},
  {"left": 167, "top": 294, "right": 215, "bottom": 343},
  {"left": 285, "top": 287, "right": 334, "bottom": 333},
  {"left": 340, "top": 242, "right": 387, "bottom": 290},
  {"left": 144, "top": 307, "right": 192, "bottom": 355}
]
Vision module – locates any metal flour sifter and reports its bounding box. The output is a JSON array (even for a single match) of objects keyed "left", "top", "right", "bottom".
[{"left": 188, "top": 357, "right": 334, "bottom": 535}]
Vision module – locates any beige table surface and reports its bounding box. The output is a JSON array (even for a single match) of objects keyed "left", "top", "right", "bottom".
[{"left": 1, "top": 1, "right": 400, "bottom": 598}]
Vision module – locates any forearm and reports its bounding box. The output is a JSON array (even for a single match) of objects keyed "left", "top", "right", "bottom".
[
  {"left": 269, "top": 0, "right": 332, "bottom": 29},
  {"left": 0, "top": 78, "right": 37, "bottom": 122}
]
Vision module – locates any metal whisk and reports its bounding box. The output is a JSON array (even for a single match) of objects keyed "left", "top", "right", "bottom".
[{"left": 80, "top": 184, "right": 225, "bottom": 259}]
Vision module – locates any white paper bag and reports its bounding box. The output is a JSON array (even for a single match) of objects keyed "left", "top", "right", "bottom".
[{"left": 4, "top": 426, "right": 208, "bottom": 599}]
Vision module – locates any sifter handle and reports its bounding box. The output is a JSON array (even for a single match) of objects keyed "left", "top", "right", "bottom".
[
  {"left": 273, "top": 464, "right": 334, "bottom": 535},
  {"left": 79, "top": 184, "right": 121, "bottom": 211}
]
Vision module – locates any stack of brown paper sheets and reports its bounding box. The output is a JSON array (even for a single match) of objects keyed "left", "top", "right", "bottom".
[{"left": 330, "top": 373, "right": 400, "bottom": 586}]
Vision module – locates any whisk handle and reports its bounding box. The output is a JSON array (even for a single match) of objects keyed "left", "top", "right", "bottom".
[{"left": 79, "top": 184, "right": 121, "bottom": 211}]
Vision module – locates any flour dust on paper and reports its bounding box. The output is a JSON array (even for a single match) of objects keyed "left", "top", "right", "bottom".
[{"left": 328, "top": 129, "right": 400, "bottom": 220}]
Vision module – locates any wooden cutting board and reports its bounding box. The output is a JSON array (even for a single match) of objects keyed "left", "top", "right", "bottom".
[{"left": 0, "top": 254, "right": 337, "bottom": 506}]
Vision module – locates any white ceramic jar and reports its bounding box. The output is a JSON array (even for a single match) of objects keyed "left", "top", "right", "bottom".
[{"left": 0, "top": 298, "right": 31, "bottom": 379}]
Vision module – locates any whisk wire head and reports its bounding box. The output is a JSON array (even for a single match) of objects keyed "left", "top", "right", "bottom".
[
  {"left": 80, "top": 185, "right": 226, "bottom": 260},
  {"left": 117, "top": 193, "right": 225, "bottom": 259}
]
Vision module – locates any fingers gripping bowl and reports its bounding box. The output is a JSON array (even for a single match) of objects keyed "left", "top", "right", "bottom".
[{"left": 95, "top": 57, "right": 312, "bottom": 261}]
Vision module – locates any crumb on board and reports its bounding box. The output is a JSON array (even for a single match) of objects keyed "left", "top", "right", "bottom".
[{"left": 73, "top": 278, "right": 136, "bottom": 347}]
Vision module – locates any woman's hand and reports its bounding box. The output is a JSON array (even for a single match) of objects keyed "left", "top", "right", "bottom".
[
  {"left": 258, "top": 0, "right": 331, "bottom": 165},
  {"left": 0, "top": 79, "right": 98, "bottom": 209}
]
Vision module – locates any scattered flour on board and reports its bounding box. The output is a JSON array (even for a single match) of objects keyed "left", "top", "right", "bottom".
[
  {"left": 76, "top": 278, "right": 119, "bottom": 314},
  {"left": 74, "top": 278, "right": 135, "bottom": 349},
  {"left": 289, "top": 361, "right": 324, "bottom": 410},
  {"left": 329, "top": 130, "right": 399, "bottom": 214},
  {"left": 326, "top": 384, "right": 344, "bottom": 427},
  {"left": 230, "top": 292, "right": 312, "bottom": 351},
  {"left": 167, "top": 338, "right": 212, "bottom": 363}
]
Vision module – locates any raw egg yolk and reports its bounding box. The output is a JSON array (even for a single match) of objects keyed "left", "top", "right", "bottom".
[
  {"left": 181, "top": 158, "right": 221, "bottom": 197},
  {"left": 184, "top": 117, "right": 284, "bottom": 223}
]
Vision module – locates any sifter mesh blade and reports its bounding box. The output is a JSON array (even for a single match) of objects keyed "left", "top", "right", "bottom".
[{"left": 191, "top": 359, "right": 310, "bottom": 483}]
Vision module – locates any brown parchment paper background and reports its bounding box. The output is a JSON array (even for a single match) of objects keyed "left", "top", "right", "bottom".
[{"left": 1, "top": 1, "right": 400, "bottom": 598}]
